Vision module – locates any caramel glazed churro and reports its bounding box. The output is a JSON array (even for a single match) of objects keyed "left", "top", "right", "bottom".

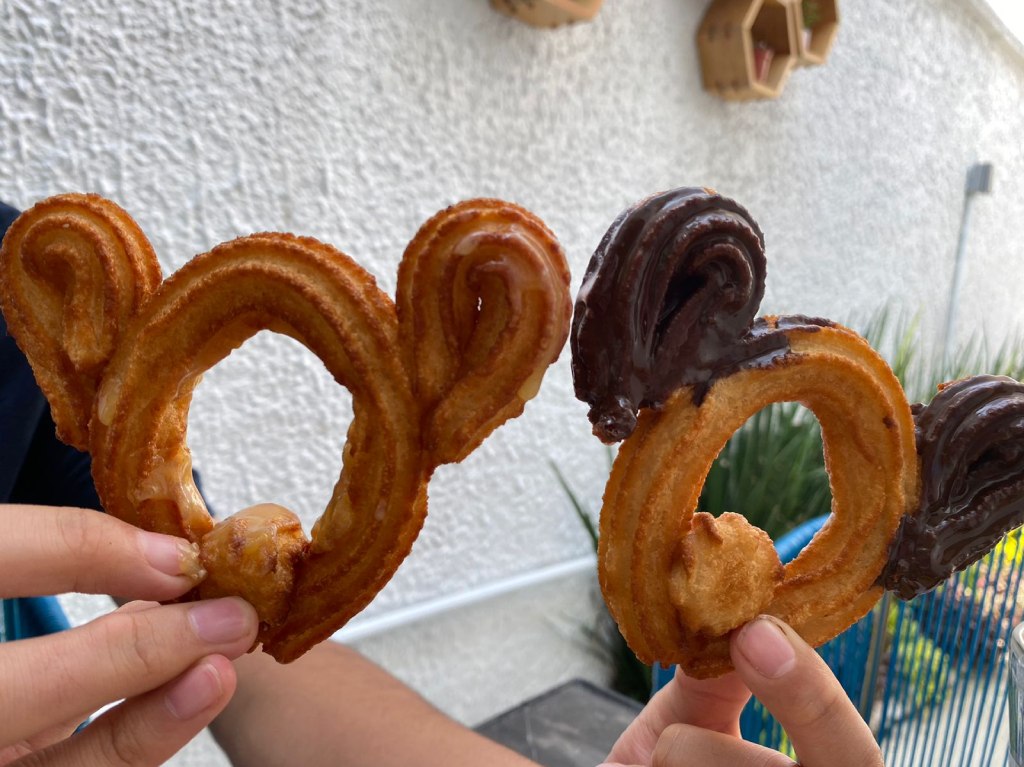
[{"left": 0, "top": 193, "right": 572, "bottom": 662}]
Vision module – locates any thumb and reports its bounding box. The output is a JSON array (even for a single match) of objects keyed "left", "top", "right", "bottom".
[
  {"left": 730, "top": 616, "right": 883, "bottom": 767},
  {"left": 603, "top": 666, "right": 750, "bottom": 764}
]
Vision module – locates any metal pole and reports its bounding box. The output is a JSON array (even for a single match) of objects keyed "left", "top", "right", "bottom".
[
  {"left": 943, "top": 162, "right": 993, "bottom": 369},
  {"left": 860, "top": 591, "right": 892, "bottom": 723},
  {"left": 942, "top": 195, "right": 974, "bottom": 369}
]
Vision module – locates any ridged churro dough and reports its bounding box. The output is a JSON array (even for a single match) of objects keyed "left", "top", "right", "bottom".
[{"left": 1, "top": 194, "right": 571, "bottom": 662}]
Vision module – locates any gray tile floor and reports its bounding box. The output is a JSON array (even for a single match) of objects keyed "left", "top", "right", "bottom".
[{"left": 475, "top": 679, "right": 642, "bottom": 767}]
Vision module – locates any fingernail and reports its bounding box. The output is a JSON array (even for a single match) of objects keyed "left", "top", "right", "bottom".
[
  {"left": 140, "top": 532, "right": 206, "bottom": 582},
  {"left": 189, "top": 598, "right": 255, "bottom": 644},
  {"left": 736, "top": 616, "right": 797, "bottom": 679},
  {"left": 165, "top": 661, "right": 223, "bottom": 720}
]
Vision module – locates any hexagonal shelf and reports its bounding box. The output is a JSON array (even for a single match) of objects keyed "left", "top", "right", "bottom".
[
  {"left": 698, "top": 0, "right": 800, "bottom": 101},
  {"left": 794, "top": 0, "right": 840, "bottom": 66},
  {"left": 490, "top": 0, "right": 603, "bottom": 28}
]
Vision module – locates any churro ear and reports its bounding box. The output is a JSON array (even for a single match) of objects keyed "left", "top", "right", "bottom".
[
  {"left": 571, "top": 187, "right": 770, "bottom": 444},
  {"left": 0, "top": 194, "right": 162, "bottom": 448},
  {"left": 396, "top": 199, "right": 571, "bottom": 468},
  {"left": 882, "top": 374, "right": 1024, "bottom": 600}
]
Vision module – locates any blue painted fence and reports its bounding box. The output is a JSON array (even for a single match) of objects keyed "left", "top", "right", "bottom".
[{"left": 652, "top": 515, "right": 1022, "bottom": 765}]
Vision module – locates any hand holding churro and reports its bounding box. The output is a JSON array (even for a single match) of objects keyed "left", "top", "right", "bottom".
[{"left": 0, "top": 194, "right": 571, "bottom": 662}]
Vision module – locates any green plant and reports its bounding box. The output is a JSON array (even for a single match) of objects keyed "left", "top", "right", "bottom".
[
  {"left": 802, "top": 0, "right": 822, "bottom": 29},
  {"left": 700, "top": 311, "right": 1024, "bottom": 540},
  {"left": 863, "top": 308, "right": 1024, "bottom": 401},
  {"left": 553, "top": 455, "right": 653, "bottom": 703},
  {"left": 698, "top": 401, "right": 829, "bottom": 538},
  {"left": 697, "top": 312, "right": 920, "bottom": 539}
]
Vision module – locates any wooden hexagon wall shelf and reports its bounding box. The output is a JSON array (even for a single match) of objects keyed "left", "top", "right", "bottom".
[
  {"left": 795, "top": 0, "right": 840, "bottom": 66},
  {"left": 491, "top": 0, "right": 604, "bottom": 28},
  {"left": 698, "top": 0, "right": 799, "bottom": 101},
  {"left": 698, "top": 0, "right": 840, "bottom": 101}
]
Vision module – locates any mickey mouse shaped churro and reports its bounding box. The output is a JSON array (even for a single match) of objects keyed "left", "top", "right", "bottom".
[
  {"left": 1, "top": 193, "right": 571, "bottom": 662},
  {"left": 571, "top": 187, "right": 1024, "bottom": 678}
]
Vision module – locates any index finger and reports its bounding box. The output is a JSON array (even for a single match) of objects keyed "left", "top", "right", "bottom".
[
  {"left": 0, "top": 504, "right": 204, "bottom": 601},
  {"left": 730, "top": 616, "right": 883, "bottom": 767}
]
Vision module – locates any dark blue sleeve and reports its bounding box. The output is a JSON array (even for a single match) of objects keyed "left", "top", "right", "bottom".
[
  {"left": 1, "top": 201, "right": 103, "bottom": 511},
  {"left": 9, "top": 407, "right": 104, "bottom": 511},
  {"left": 0, "top": 202, "right": 18, "bottom": 233},
  {"left": 1, "top": 200, "right": 212, "bottom": 515},
  {"left": 0, "top": 314, "right": 49, "bottom": 502}
]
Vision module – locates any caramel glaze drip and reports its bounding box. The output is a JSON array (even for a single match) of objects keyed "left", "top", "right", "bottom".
[
  {"left": 571, "top": 187, "right": 826, "bottom": 443},
  {"left": 881, "top": 375, "right": 1024, "bottom": 600}
]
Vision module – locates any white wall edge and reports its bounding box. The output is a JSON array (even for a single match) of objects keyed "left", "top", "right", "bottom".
[
  {"left": 333, "top": 554, "right": 598, "bottom": 643},
  {"left": 971, "top": 0, "right": 1024, "bottom": 60}
]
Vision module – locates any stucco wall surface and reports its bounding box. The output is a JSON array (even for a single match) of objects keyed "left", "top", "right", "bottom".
[{"left": 3, "top": 0, "right": 1023, "bottom": 763}]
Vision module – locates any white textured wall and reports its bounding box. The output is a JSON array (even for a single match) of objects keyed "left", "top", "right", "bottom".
[{"left": 3, "top": 0, "right": 1024, "bottom": 763}]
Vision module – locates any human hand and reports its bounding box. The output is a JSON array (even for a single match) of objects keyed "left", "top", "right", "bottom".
[
  {"left": 0, "top": 504, "right": 259, "bottom": 766},
  {"left": 601, "top": 615, "right": 883, "bottom": 767}
]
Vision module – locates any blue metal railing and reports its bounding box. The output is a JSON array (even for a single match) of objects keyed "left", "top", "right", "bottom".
[
  {"left": 736, "top": 515, "right": 876, "bottom": 752},
  {"left": 878, "top": 536, "right": 1022, "bottom": 766},
  {"left": 651, "top": 515, "right": 1022, "bottom": 765}
]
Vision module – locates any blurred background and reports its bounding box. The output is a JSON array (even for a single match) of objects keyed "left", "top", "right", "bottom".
[{"left": 1, "top": 0, "right": 1022, "bottom": 763}]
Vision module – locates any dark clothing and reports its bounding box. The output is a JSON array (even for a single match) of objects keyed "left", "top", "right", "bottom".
[
  {"left": 0, "top": 202, "right": 102, "bottom": 512},
  {"left": 0, "top": 202, "right": 98, "bottom": 638},
  {"left": 1, "top": 203, "right": 216, "bottom": 638}
]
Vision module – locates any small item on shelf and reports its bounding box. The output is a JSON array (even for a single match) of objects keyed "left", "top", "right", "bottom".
[
  {"left": 802, "top": 0, "right": 823, "bottom": 28},
  {"left": 753, "top": 42, "right": 775, "bottom": 83},
  {"left": 697, "top": 0, "right": 798, "bottom": 101},
  {"left": 490, "top": 0, "right": 603, "bottom": 28},
  {"left": 795, "top": 0, "right": 840, "bottom": 67}
]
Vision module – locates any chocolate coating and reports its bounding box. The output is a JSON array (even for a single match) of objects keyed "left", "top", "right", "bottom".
[
  {"left": 571, "top": 187, "right": 793, "bottom": 442},
  {"left": 881, "top": 375, "right": 1024, "bottom": 599}
]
